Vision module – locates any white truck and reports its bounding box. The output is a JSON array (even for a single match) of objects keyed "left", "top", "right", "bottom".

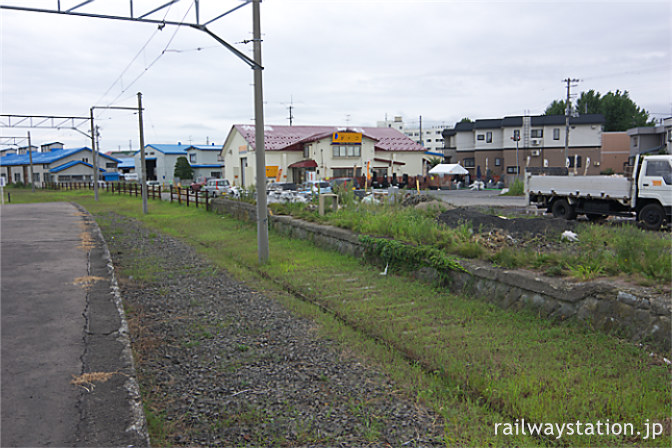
[{"left": 526, "top": 154, "right": 672, "bottom": 230}]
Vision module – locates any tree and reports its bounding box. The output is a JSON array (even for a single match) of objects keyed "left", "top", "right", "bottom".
[
  {"left": 174, "top": 156, "right": 194, "bottom": 180},
  {"left": 544, "top": 99, "right": 567, "bottom": 116},
  {"left": 544, "top": 89, "right": 654, "bottom": 131},
  {"left": 575, "top": 89, "right": 601, "bottom": 115},
  {"left": 598, "top": 90, "right": 655, "bottom": 131},
  {"left": 427, "top": 156, "right": 443, "bottom": 169},
  {"left": 459, "top": 117, "right": 473, "bottom": 123}
]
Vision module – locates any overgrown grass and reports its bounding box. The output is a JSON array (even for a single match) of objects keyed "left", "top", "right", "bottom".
[
  {"left": 501, "top": 177, "right": 525, "bottom": 196},
  {"left": 269, "top": 196, "right": 671, "bottom": 286},
  {"left": 7, "top": 189, "right": 672, "bottom": 446}
]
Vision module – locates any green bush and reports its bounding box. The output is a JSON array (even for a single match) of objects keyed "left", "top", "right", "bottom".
[{"left": 501, "top": 178, "right": 524, "bottom": 196}]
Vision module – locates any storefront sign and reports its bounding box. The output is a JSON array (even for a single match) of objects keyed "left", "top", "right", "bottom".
[
  {"left": 265, "top": 165, "right": 279, "bottom": 177},
  {"left": 332, "top": 132, "right": 362, "bottom": 144}
]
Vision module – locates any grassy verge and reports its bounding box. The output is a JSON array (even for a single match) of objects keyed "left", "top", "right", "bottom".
[
  {"left": 5, "top": 189, "right": 671, "bottom": 446},
  {"left": 269, "top": 196, "right": 671, "bottom": 286}
]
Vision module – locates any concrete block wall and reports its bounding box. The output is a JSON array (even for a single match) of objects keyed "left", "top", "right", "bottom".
[{"left": 211, "top": 198, "right": 671, "bottom": 354}]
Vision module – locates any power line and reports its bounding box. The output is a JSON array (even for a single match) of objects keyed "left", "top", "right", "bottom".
[
  {"left": 94, "top": 1, "right": 178, "bottom": 109},
  {"left": 95, "top": 1, "right": 193, "bottom": 116}
]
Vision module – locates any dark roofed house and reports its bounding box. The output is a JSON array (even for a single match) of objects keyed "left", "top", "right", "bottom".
[{"left": 449, "top": 114, "right": 605, "bottom": 184}]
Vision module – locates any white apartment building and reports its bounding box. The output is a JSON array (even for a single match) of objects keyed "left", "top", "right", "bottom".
[{"left": 376, "top": 116, "right": 448, "bottom": 153}]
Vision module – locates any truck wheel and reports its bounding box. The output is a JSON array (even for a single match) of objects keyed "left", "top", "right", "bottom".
[
  {"left": 552, "top": 199, "right": 576, "bottom": 220},
  {"left": 638, "top": 203, "right": 665, "bottom": 230}
]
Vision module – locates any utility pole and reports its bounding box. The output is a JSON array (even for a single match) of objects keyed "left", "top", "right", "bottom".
[
  {"left": 27, "top": 131, "right": 35, "bottom": 192},
  {"left": 137, "top": 92, "right": 148, "bottom": 215},
  {"left": 563, "top": 77, "right": 579, "bottom": 166},
  {"left": 287, "top": 100, "right": 294, "bottom": 126},
  {"left": 89, "top": 107, "right": 98, "bottom": 200},
  {"left": 95, "top": 125, "right": 101, "bottom": 198},
  {"left": 252, "top": 0, "right": 269, "bottom": 263},
  {"left": 419, "top": 115, "right": 423, "bottom": 146}
]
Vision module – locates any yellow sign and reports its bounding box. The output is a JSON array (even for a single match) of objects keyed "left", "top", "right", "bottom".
[
  {"left": 265, "top": 165, "right": 279, "bottom": 178},
  {"left": 332, "top": 132, "right": 362, "bottom": 144}
]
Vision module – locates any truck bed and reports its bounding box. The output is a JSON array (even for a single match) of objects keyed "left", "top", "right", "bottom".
[{"left": 526, "top": 175, "right": 633, "bottom": 199}]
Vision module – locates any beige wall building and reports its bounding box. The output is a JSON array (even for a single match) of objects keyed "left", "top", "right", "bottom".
[{"left": 221, "top": 125, "right": 427, "bottom": 187}]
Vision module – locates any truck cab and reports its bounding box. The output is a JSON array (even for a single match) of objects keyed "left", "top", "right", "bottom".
[{"left": 634, "top": 155, "right": 672, "bottom": 229}]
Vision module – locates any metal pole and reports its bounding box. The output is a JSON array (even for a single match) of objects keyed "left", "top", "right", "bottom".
[
  {"left": 137, "top": 92, "right": 148, "bottom": 214},
  {"left": 27, "top": 131, "right": 35, "bottom": 192},
  {"left": 252, "top": 0, "right": 269, "bottom": 263},
  {"left": 515, "top": 138, "right": 519, "bottom": 180},
  {"left": 89, "top": 107, "right": 98, "bottom": 200}
]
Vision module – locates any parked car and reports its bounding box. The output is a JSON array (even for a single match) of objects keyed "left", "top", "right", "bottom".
[
  {"left": 146, "top": 180, "right": 161, "bottom": 188},
  {"left": 89, "top": 180, "right": 107, "bottom": 188},
  {"left": 299, "top": 180, "right": 332, "bottom": 195},
  {"left": 203, "top": 178, "right": 232, "bottom": 197},
  {"left": 190, "top": 179, "right": 208, "bottom": 192},
  {"left": 267, "top": 182, "right": 298, "bottom": 192}
]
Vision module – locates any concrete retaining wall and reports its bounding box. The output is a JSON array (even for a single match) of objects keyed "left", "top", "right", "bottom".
[{"left": 211, "top": 198, "right": 671, "bottom": 354}]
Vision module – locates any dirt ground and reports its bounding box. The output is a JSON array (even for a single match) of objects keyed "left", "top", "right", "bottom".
[{"left": 437, "top": 207, "right": 578, "bottom": 240}]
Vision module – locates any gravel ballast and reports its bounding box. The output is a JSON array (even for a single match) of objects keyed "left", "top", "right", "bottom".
[{"left": 102, "top": 213, "right": 445, "bottom": 446}]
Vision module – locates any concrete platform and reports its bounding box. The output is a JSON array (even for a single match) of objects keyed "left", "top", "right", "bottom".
[{"left": 1, "top": 202, "right": 148, "bottom": 447}]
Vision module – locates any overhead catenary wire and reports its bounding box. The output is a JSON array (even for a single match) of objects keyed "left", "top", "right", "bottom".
[{"left": 94, "top": 1, "right": 194, "bottom": 122}]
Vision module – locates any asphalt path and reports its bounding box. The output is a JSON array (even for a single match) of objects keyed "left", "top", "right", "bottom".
[
  {"left": 1, "top": 202, "right": 148, "bottom": 447},
  {"left": 422, "top": 188, "right": 530, "bottom": 208}
]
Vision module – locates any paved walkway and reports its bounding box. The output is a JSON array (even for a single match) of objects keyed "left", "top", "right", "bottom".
[
  {"left": 1, "top": 202, "right": 147, "bottom": 447},
  {"left": 422, "top": 189, "right": 530, "bottom": 208}
]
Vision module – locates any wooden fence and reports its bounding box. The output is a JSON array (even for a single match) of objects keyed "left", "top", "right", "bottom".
[
  {"left": 45, "top": 182, "right": 211, "bottom": 210},
  {"left": 168, "top": 185, "right": 211, "bottom": 210}
]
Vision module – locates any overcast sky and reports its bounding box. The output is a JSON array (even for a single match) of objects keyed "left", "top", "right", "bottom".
[{"left": 1, "top": 0, "right": 670, "bottom": 152}]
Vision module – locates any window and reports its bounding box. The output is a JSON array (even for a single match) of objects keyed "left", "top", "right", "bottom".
[
  {"left": 303, "top": 145, "right": 310, "bottom": 158},
  {"left": 477, "top": 134, "right": 485, "bottom": 141},
  {"left": 553, "top": 128, "right": 560, "bottom": 140},
  {"left": 58, "top": 175, "right": 71, "bottom": 182},
  {"left": 189, "top": 153, "right": 197, "bottom": 163},
  {"left": 210, "top": 171, "right": 221, "bottom": 178},
  {"left": 14, "top": 173, "right": 21, "bottom": 182},
  {"left": 486, "top": 132, "right": 492, "bottom": 143},
  {"left": 633, "top": 136, "right": 639, "bottom": 147},
  {"left": 106, "top": 162, "right": 116, "bottom": 168},
  {"left": 531, "top": 129, "right": 543, "bottom": 138},
  {"left": 567, "top": 155, "right": 582, "bottom": 168},
  {"left": 82, "top": 157, "right": 89, "bottom": 163},
  {"left": 332, "top": 168, "right": 362, "bottom": 178},
  {"left": 506, "top": 166, "right": 520, "bottom": 174},
  {"left": 495, "top": 158, "right": 502, "bottom": 166},
  {"left": 33, "top": 173, "right": 40, "bottom": 182},
  {"left": 426, "top": 139, "right": 432, "bottom": 143},
  {"left": 463, "top": 158, "right": 475, "bottom": 167},
  {"left": 332, "top": 145, "right": 360, "bottom": 158},
  {"left": 513, "top": 130, "right": 520, "bottom": 141},
  {"left": 645, "top": 160, "right": 672, "bottom": 184}
]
